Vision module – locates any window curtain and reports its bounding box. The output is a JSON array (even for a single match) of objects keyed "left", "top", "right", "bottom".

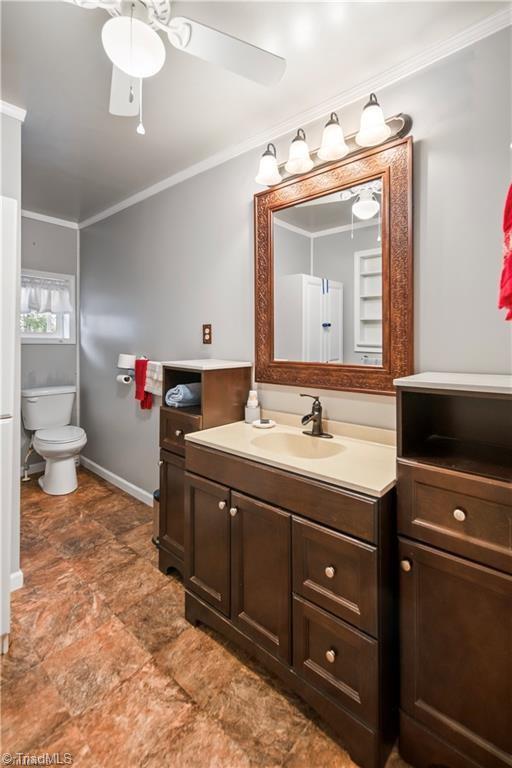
[{"left": 21, "top": 275, "right": 73, "bottom": 314}]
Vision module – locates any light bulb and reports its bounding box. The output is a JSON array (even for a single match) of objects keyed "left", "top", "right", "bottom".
[
  {"left": 102, "top": 16, "right": 166, "bottom": 79},
  {"left": 352, "top": 190, "right": 380, "bottom": 220},
  {"left": 255, "top": 144, "right": 282, "bottom": 186},
  {"left": 355, "top": 93, "right": 391, "bottom": 147},
  {"left": 318, "top": 113, "right": 349, "bottom": 161},
  {"left": 285, "top": 129, "right": 313, "bottom": 174}
]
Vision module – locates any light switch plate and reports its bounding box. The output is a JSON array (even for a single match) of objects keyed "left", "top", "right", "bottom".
[{"left": 202, "top": 324, "right": 212, "bottom": 344}]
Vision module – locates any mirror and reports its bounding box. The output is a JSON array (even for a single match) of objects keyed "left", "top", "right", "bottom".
[
  {"left": 255, "top": 136, "right": 413, "bottom": 394},
  {"left": 273, "top": 178, "right": 383, "bottom": 367}
]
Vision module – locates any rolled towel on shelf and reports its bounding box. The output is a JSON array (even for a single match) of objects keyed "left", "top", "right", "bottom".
[{"left": 165, "top": 382, "right": 201, "bottom": 408}]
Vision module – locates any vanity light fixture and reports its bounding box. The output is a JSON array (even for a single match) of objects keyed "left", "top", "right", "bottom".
[
  {"left": 352, "top": 189, "right": 380, "bottom": 220},
  {"left": 355, "top": 93, "right": 391, "bottom": 147},
  {"left": 285, "top": 129, "right": 314, "bottom": 175},
  {"left": 318, "top": 112, "right": 349, "bottom": 161},
  {"left": 255, "top": 143, "right": 282, "bottom": 186}
]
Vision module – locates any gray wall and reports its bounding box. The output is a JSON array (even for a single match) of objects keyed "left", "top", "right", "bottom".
[
  {"left": 273, "top": 223, "right": 310, "bottom": 278},
  {"left": 80, "top": 30, "right": 512, "bottom": 495},
  {"left": 21, "top": 217, "right": 78, "bottom": 464},
  {"left": 1, "top": 111, "right": 22, "bottom": 582}
]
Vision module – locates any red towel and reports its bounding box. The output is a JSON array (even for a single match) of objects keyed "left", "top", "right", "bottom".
[
  {"left": 498, "top": 183, "right": 512, "bottom": 320},
  {"left": 135, "top": 358, "right": 153, "bottom": 410}
]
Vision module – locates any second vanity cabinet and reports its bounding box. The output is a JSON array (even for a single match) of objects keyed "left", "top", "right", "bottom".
[
  {"left": 184, "top": 440, "right": 398, "bottom": 768},
  {"left": 395, "top": 375, "right": 512, "bottom": 768}
]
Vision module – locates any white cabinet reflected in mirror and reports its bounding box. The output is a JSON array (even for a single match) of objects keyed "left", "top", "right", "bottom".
[{"left": 273, "top": 179, "right": 383, "bottom": 367}]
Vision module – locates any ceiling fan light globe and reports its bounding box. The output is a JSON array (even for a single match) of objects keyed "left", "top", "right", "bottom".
[
  {"left": 255, "top": 153, "right": 282, "bottom": 186},
  {"left": 352, "top": 190, "right": 380, "bottom": 220},
  {"left": 355, "top": 97, "right": 391, "bottom": 147},
  {"left": 318, "top": 120, "right": 349, "bottom": 161},
  {"left": 102, "top": 17, "right": 166, "bottom": 79}
]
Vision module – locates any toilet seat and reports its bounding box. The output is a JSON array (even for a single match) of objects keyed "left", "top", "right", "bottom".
[{"left": 35, "top": 425, "right": 85, "bottom": 445}]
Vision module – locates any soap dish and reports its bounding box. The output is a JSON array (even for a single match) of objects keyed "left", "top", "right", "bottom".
[{"left": 252, "top": 419, "right": 276, "bottom": 429}]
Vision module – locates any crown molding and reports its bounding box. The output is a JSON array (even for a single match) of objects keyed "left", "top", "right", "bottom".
[
  {"left": 22, "top": 209, "right": 79, "bottom": 230},
  {"left": 79, "top": 7, "right": 511, "bottom": 230},
  {"left": 0, "top": 100, "right": 27, "bottom": 123}
]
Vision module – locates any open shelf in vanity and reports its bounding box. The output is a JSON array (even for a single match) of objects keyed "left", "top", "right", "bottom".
[{"left": 398, "top": 386, "right": 512, "bottom": 482}]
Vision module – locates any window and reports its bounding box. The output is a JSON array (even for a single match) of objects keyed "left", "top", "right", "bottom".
[{"left": 20, "top": 269, "right": 76, "bottom": 344}]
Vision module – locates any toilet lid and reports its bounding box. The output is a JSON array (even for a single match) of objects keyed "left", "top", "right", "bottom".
[{"left": 35, "top": 426, "right": 85, "bottom": 444}]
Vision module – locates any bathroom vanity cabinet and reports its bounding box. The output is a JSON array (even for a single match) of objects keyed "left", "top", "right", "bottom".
[
  {"left": 395, "top": 374, "right": 512, "bottom": 768},
  {"left": 183, "top": 440, "right": 398, "bottom": 768},
  {"left": 158, "top": 361, "right": 251, "bottom": 576}
]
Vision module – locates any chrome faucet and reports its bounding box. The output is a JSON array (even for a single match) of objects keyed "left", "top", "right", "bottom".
[{"left": 300, "top": 394, "right": 333, "bottom": 439}]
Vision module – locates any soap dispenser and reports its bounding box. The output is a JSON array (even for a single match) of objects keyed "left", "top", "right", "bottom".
[{"left": 245, "top": 390, "right": 261, "bottom": 424}]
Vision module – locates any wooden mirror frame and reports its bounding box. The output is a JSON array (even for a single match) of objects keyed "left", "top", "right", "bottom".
[{"left": 254, "top": 136, "right": 413, "bottom": 395}]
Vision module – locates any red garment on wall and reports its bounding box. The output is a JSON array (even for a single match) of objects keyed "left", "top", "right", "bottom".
[
  {"left": 498, "top": 183, "right": 512, "bottom": 321},
  {"left": 135, "top": 358, "right": 153, "bottom": 410}
]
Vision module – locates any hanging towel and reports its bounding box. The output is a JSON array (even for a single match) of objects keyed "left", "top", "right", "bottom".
[
  {"left": 135, "top": 358, "right": 153, "bottom": 410},
  {"left": 165, "top": 382, "right": 201, "bottom": 408},
  {"left": 144, "top": 361, "right": 163, "bottom": 396},
  {"left": 499, "top": 183, "right": 512, "bottom": 320}
]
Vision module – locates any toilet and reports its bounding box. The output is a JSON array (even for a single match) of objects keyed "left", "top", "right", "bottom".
[{"left": 21, "top": 385, "right": 87, "bottom": 495}]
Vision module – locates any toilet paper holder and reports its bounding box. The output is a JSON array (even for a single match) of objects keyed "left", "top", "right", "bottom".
[{"left": 116, "top": 353, "right": 135, "bottom": 384}]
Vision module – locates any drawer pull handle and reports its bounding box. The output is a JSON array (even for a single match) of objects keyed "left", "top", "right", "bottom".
[
  {"left": 158, "top": 460, "right": 163, "bottom": 467},
  {"left": 175, "top": 429, "right": 184, "bottom": 437},
  {"left": 218, "top": 501, "right": 226, "bottom": 510},
  {"left": 453, "top": 507, "right": 466, "bottom": 522},
  {"left": 325, "top": 566, "right": 336, "bottom": 579},
  {"left": 325, "top": 649, "right": 336, "bottom": 664},
  {"left": 400, "top": 559, "right": 412, "bottom": 573},
  {"left": 230, "top": 507, "right": 238, "bottom": 517}
]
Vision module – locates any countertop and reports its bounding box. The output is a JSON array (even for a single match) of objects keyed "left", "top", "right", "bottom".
[
  {"left": 185, "top": 420, "right": 396, "bottom": 497},
  {"left": 162, "top": 359, "right": 252, "bottom": 371},
  {"left": 394, "top": 371, "right": 512, "bottom": 395}
]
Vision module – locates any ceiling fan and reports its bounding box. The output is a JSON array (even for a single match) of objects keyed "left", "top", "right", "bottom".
[{"left": 67, "top": 0, "right": 286, "bottom": 132}]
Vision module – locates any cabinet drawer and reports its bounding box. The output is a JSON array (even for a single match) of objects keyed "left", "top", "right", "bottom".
[
  {"left": 293, "top": 596, "right": 378, "bottom": 727},
  {"left": 160, "top": 407, "right": 202, "bottom": 455},
  {"left": 292, "top": 518, "right": 378, "bottom": 637},
  {"left": 398, "top": 461, "right": 512, "bottom": 574}
]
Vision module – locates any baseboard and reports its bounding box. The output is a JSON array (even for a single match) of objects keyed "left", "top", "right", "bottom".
[
  {"left": 19, "top": 461, "right": 45, "bottom": 477},
  {"left": 10, "top": 569, "right": 24, "bottom": 592},
  {"left": 80, "top": 456, "right": 153, "bottom": 507}
]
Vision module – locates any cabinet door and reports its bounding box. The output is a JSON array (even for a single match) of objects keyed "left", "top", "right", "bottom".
[
  {"left": 184, "top": 473, "right": 231, "bottom": 616},
  {"left": 400, "top": 538, "right": 512, "bottom": 768},
  {"left": 159, "top": 450, "right": 185, "bottom": 560},
  {"left": 231, "top": 492, "right": 291, "bottom": 662}
]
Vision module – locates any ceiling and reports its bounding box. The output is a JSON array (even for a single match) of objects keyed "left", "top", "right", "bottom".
[
  {"left": 276, "top": 183, "right": 382, "bottom": 232},
  {"left": 1, "top": 1, "right": 507, "bottom": 222}
]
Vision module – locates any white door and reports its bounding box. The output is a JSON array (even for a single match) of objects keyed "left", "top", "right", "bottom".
[
  {"left": 303, "top": 275, "right": 323, "bottom": 362},
  {"left": 0, "top": 197, "right": 17, "bottom": 418},
  {"left": 0, "top": 196, "right": 18, "bottom": 651},
  {"left": 323, "top": 280, "right": 343, "bottom": 363}
]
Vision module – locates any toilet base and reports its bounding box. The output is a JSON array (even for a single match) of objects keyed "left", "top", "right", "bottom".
[{"left": 39, "top": 456, "right": 78, "bottom": 495}]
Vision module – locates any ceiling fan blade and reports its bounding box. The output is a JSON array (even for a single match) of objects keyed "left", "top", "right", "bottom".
[
  {"left": 168, "top": 17, "right": 286, "bottom": 86},
  {"left": 109, "top": 66, "right": 139, "bottom": 116}
]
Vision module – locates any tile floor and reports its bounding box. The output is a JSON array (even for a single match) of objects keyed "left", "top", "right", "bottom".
[{"left": 1, "top": 469, "right": 409, "bottom": 768}]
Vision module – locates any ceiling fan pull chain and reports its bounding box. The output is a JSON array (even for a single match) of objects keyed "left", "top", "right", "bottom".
[{"left": 136, "top": 78, "right": 145, "bottom": 135}]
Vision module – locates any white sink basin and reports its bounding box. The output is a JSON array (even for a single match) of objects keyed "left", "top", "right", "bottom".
[{"left": 251, "top": 432, "right": 344, "bottom": 460}]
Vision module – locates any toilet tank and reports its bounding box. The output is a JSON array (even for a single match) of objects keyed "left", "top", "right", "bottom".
[{"left": 21, "top": 386, "right": 76, "bottom": 431}]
